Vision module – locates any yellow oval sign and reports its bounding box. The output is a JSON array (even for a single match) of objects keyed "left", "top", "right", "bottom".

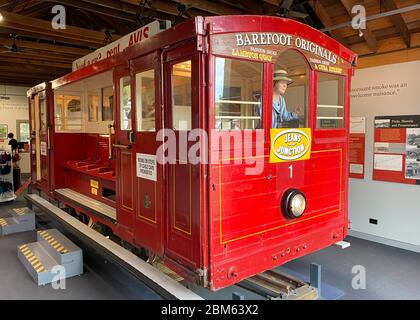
[{"left": 270, "top": 128, "right": 312, "bottom": 163}]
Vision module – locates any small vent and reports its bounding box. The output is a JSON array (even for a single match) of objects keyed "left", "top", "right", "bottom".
[{"left": 369, "top": 218, "right": 378, "bottom": 225}]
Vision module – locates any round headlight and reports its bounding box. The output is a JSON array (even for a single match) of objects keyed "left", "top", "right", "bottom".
[{"left": 281, "top": 189, "right": 306, "bottom": 219}]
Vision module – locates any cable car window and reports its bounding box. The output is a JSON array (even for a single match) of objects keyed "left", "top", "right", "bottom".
[
  {"left": 215, "top": 57, "right": 262, "bottom": 130},
  {"left": 55, "top": 95, "right": 82, "bottom": 131},
  {"left": 316, "top": 72, "right": 344, "bottom": 129},
  {"left": 40, "top": 98, "right": 47, "bottom": 134},
  {"left": 88, "top": 90, "right": 99, "bottom": 122},
  {"left": 136, "top": 70, "right": 155, "bottom": 132},
  {"left": 102, "top": 86, "right": 114, "bottom": 121},
  {"left": 120, "top": 76, "right": 132, "bottom": 131},
  {"left": 272, "top": 50, "right": 308, "bottom": 128},
  {"left": 172, "top": 60, "right": 192, "bottom": 130}
]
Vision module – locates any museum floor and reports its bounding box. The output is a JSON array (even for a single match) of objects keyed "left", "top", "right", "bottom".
[{"left": 1, "top": 192, "right": 420, "bottom": 300}]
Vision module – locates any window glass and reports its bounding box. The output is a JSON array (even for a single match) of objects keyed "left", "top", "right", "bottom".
[
  {"left": 317, "top": 72, "right": 345, "bottom": 129},
  {"left": 172, "top": 60, "right": 191, "bottom": 130},
  {"left": 120, "top": 77, "right": 132, "bottom": 130},
  {"left": 102, "top": 86, "right": 114, "bottom": 121},
  {"left": 136, "top": 70, "right": 155, "bottom": 131},
  {"left": 40, "top": 98, "right": 47, "bottom": 134},
  {"left": 272, "top": 50, "right": 309, "bottom": 129},
  {"left": 88, "top": 91, "right": 99, "bottom": 122},
  {"left": 55, "top": 95, "right": 83, "bottom": 131},
  {"left": 215, "top": 58, "right": 262, "bottom": 130}
]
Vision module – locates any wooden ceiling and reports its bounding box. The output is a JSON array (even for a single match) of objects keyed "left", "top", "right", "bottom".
[{"left": 0, "top": 0, "right": 419, "bottom": 86}]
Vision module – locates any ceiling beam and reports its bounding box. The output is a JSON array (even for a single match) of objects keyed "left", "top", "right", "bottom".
[
  {"left": 382, "top": 0, "right": 411, "bottom": 48},
  {"left": 0, "top": 55, "right": 71, "bottom": 68},
  {"left": 119, "top": 0, "right": 206, "bottom": 17},
  {"left": 340, "top": 0, "right": 377, "bottom": 51},
  {"left": 0, "top": 36, "right": 91, "bottom": 56},
  {"left": 308, "top": 0, "right": 347, "bottom": 45},
  {"left": 171, "top": 0, "right": 243, "bottom": 15},
  {"left": 0, "top": 11, "right": 119, "bottom": 47}
]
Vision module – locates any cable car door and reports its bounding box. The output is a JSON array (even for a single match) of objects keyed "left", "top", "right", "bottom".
[
  {"left": 131, "top": 52, "right": 164, "bottom": 255},
  {"left": 114, "top": 65, "right": 136, "bottom": 236},
  {"left": 30, "top": 90, "right": 51, "bottom": 192},
  {"left": 163, "top": 44, "right": 202, "bottom": 271}
]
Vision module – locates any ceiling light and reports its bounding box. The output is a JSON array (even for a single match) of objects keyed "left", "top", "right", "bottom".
[
  {"left": 358, "top": 28, "right": 364, "bottom": 37},
  {"left": 0, "top": 12, "right": 3, "bottom": 22}
]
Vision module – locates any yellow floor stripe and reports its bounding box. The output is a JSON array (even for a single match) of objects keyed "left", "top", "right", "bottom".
[
  {"left": 33, "top": 262, "right": 41, "bottom": 269},
  {"left": 30, "top": 259, "right": 39, "bottom": 266},
  {"left": 28, "top": 256, "right": 36, "bottom": 263}
]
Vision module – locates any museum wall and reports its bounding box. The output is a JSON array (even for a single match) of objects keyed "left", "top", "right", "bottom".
[
  {"left": 349, "top": 60, "right": 420, "bottom": 251},
  {"left": 0, "top": 85, "right": 29, "bottom": 140},
  {"left": 0, "top": 85, "right": 30, "bottom": 173}
]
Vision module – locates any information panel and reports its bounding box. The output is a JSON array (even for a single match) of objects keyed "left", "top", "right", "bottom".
[
  {"left": 349, "top": 117, "right": 366, "bottom": 179},
  {"left": 373, "top": 115, "right": 420, "bottom": 185}
]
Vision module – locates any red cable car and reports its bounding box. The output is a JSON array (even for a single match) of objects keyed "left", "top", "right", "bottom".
[{"left": 27, "top": 16, "right": 357, "bottom": 291}]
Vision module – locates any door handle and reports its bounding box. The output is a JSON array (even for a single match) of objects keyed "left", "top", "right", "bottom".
[
  {"left": 112, "top": 144, "right": 132, "bottom": 149},
  {"left": 108, "top": 124, "right": 114, "bottom": 159}
]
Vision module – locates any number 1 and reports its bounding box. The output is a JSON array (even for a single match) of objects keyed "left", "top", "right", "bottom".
[{"left": 289, "top": 165, "right": 293, "bottom": 179}]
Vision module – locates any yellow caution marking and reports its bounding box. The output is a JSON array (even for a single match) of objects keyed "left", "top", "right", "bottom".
[
  {"left": 0, "top": 219, "right": 7, "bottom": 227},
  {"left": 20, "top": 246, "right": 46, "bottom": 273},
  {"left": 36, "top": 266, "right": 45, "bottom": 273},
  {"left": 38, "top": 232, "right": 69, "bottom": 254}
]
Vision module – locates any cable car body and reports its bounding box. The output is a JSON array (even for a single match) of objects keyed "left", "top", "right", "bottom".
[{"left": 27, "top": 16, "right": 357, "bottom": 291}]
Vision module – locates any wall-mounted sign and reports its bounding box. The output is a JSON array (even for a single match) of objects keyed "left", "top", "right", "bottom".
[
  {"left": 136, "top": 153, "right": 157, "bottom": 181},
  {"left": 212, "top": 32, "right": 350, "bottom": 75},
  {"left": 72, "top": 20, "right": 171, "bottom": 71},
  {"left": 269, "top": 128, "right": 312, "bottom": 163},
  {"left": 40, "top": 141, "right": 47, "bottom": 156},
  {"left": 0, "top": 124, "right": 8, "bottom": 140},
  {"left": 349, "top": 117, "right": 366, "bottom": 179},
  {"left": 373, "top": 115, "right": 420, "bottom": 185}
]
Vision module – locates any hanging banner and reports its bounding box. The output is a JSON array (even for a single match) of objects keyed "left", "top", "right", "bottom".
[
  {"left": 72, "top": 20, "right": 171, "bottom": 71},
  {"left": 349, "top": 117, "right": 366, "bottom": 179},
  {"left": 373, "top": 115, "right": 420, "bottom": 185}
]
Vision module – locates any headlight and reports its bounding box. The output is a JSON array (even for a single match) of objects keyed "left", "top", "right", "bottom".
[{"left": 282, "top": 189, "right": 306, "bottom": 219}]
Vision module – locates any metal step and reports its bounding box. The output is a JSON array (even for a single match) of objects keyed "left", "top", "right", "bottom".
[
  {"left": 55, "top": 188, "right": 116, "bottom": 221},
  {"left": 17, "top": 242, "right": 59, "bottom": 286},
  {"left": 17, "top": 228, "right": 83, "bottom": 286},
  {"left": 0, "top": 207, "right": 35, "bottom": 236},
  {"left": 36, "top": 229, "right": 83, "bottom": 277}
]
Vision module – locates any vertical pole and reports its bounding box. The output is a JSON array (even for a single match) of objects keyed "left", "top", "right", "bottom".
[{"left": 310, "top": 263, "right": 321, "bottom": 297}]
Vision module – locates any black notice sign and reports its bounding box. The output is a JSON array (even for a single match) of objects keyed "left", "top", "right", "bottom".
[{"left": 375, "top": 115, "right": 420, "bottom": 128}]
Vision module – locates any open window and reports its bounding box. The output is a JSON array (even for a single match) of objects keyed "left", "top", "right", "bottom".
[
  {"left": 214, "top": 57, "right": 263, "bottom": 130},
  {"left": 272, "top": 50, "right": 309, "bottom": 128},
  {"left": 316, "top": 72, "right": 345, "bottom": 129}
]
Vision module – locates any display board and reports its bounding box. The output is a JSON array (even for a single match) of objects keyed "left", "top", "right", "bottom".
[
  {"left": 349, "top": 117, "right": 366, "bottom": 179},
  {"left": 373, "top": 115, "right": 420, "bottom": 185}
]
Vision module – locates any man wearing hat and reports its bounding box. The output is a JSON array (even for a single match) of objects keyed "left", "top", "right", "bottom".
[{"left": 271, "top": 69, "right": 301, "bottom": 128}]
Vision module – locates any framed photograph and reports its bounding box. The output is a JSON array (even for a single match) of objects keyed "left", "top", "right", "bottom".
[{"left": 0, "top": 124, "right": 8, "bottom": 139}]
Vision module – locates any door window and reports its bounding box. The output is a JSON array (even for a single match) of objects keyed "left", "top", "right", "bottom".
[
  {"left": 136, "top": 70, "right": 155, "bottom": 131},
  {"left": 172, "top": 60, "right": 191, "bottom": 131},
  {"left": 120, "top": 77, "right": 132, "bottom": 130}
]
